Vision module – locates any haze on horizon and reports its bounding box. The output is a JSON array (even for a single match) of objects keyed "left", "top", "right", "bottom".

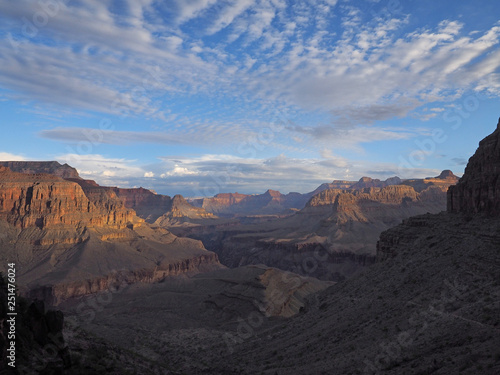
[{"left": 0, "top": 0, "right": 499, "bottom": 197}]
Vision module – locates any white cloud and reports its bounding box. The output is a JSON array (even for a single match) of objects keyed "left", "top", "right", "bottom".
[
  {"left": 56, "top": 154, "right": 147, "bottom": 187},
  {"left": 0, "top": 152, "right": 26, "bottom": 161},
  {"left": 1, "top": 1, "right": 499, "bottom": 127}
]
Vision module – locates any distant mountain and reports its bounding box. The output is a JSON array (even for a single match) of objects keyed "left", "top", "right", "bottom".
[
  {"left": 168, "top": 174, "right": 458, "bottom": 281},
  {"left": 63, "top": 118, "right": 500, "bottom": 375},
  {"left": 154, "top": 194, "right": 217, "bottom": 226},
  {"left": 190, "top": 172, "right": 457, "bottom": 218},
  {"left": 403, "top": 169, "right": 459, "bottom": 192},
  {"left": 190, "top": 189, "right": 310, "bottom": 217}
]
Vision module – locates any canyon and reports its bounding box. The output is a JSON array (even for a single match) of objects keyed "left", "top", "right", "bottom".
[
  {"left": 50, "top": 117, "right": 500, "bottom": 374},
  {"left": 166, "top": 171, "right": 458, "bottom": 281},
  {"left": 1, "top": 119, "right": 499, "bottom": 374},
  {"left": 0, "top": 166, "right": 222, "bottom": 305}
]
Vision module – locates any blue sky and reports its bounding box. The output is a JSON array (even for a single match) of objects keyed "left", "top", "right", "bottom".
[{"left": 0, "top": 0, "right": 499, "bottom": 196}]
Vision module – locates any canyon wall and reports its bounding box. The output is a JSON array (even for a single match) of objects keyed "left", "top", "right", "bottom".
[
  {"left": 0, "top": 161, "right": 80, "bottom": 179},
  {"left": 448, "top": 118, "right": 500, "bottom": 216},
  {"left": 0, "top": 167, "right": 223, "bottom": 305},
  {"left": 378, "top": 118, "right": 500, "bottom": 262}
]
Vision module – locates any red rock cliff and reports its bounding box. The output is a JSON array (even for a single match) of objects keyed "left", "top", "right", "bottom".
[{"left": 0, "top": 167, "right": 135, "bottom": 230}]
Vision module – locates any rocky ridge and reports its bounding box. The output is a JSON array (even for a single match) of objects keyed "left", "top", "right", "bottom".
[
  {"left": 0, "top": 167, "right": 223, "bottom": 305},
  {"left": 171, "top": 173, "right": 457, "bottom": 282},
  {"left": 190, "top": 173, "right": 458, "bottom": 218},
  {"left": 448, "top": 118, "right": 500, "bottom": 216},
  {"left": 65, "top": 118, "right": 500, "bottom": 375},
  {"left": 154, "top": 194, "right": 217, "bottom": 226},
  {"left": 0, "top": 161, "right": 80, "bottom": 179}
]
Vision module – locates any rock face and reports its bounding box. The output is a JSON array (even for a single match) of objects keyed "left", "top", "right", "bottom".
[
  {"left": 0, "top": 161, "right": 80, "bottom": 179},
  {"left": 0, "top": 168, "right": 135, "bottom": 231},
  {"left": 66, "top": 179, "right": 216, "bottom": 225},
  {"left": 177, "top": 181, "right": 457, "bottom": 282},
  {"left": 191, "top": 173, "right": 455, "bottom": 218},
  {"left": 0, "top": 274, "right": 70, "bottom": 373},
  {"left": 0, "top": 167, "right": 223, "bottom": 305},
  {"left": 379, "top": 117, "right": 500, "bottom": 263},
  {"left": 403, "top": 170, "right": 459, "bottom": 192},
  {"left": 110, "top": 187, "right": 174, "bottom": 222},
  {"left": 349, "top": 176, "right": 402, "bottom": 189},
  {"left": 448, "top": 118, "right": 500, "bottom": 216},
  {"left": 154, "top": 194, "right": 217, "bottom": 226}
]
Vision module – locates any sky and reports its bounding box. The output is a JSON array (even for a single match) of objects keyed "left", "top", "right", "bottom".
[{"left": 0, "top": 0, "right": 499, "bottom": 197}]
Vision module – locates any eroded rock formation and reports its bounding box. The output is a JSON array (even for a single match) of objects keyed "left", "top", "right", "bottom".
[
  {"left": 0, "top": 161, "right": 80, "bottom": 179},
  {"left": 0, "top": 167, "right": 136, "bottom": 230},
  {"left": 448, "top": 118, "right": 500, "bottom": 216},
  {"left": 0, "top": 167, "right": 223, "bottom": 305}
]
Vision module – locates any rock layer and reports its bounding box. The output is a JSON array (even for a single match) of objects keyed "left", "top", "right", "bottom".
[
  {"left": 0, "top": 161, "right": 80, "bottom": 179},
  {"left": 0, "top": 168, "right": 136, "bottom": 230},
  {"left": 448, "top": 118, "right": 500, "bottom": 216},
  {"left": 0, "top": 167, "right": 223, "bottom": 305}
]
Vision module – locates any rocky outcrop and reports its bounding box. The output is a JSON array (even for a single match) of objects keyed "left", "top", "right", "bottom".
[
  {"left": 0, "top": 161, "right": 80, "bottom": 179},
  {"left": 379, "top": 117, "right": 500, "bottom": 263},
  {"left": 0, "top": 168, "right": 136, "bottom": 230},
  {"left": 306, "top": 185, "right": 419, "bottom": 208},
  {"left": 0, "top": 274, "right": 70, "bottom": 373},
  {"left": 0, "top": 167, "right": 223, "bottom": 305},
  {"left": 27, "top": 251, "right": 221, "bottom": 305},
  {"left": 448, "top": 118, "right": 500, "bottom": 216},
  {"left": 110, "top": 187, "right": 174, "bottom": 222},
  {"left": 154, "top": 194, "right": 216, "bottom": 226},
  {"left": 349, "top": 176, "right": 402, "bottom": 189},
  {"left": 403, "top": 170, "right": 459, "bottom": 192},
  {"left": 308, "top": 180, "right": 356, "bottom": 196}
]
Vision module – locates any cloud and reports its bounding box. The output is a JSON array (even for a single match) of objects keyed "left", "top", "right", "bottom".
[
  {"left": 0, "top": 152, "right": 26, "bottom": 161},
  {"left": 39, "top": 124, "right": 259, "bottom": 147},
  {"left": 146, "top": 153, "right": 444, "bottom": 196},
  {"left": 1, "top": 1, "right": 499, "bottom": 126},
  {"left": 56, "top": 154, "right": 147, "bottom": 187},
  {"left": 285, "top": 124, "right": 422, "bottom": 150}
]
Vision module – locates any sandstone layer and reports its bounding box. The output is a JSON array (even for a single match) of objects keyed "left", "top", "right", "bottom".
[
  {"left": 0, "top": 168, "right": 222, "bottom": 305},
  {"left": 0, "top": 161, "right": 80, "bottom": 179},
  {"left": 168, "top": 176, "right": 457, "bottom": 281},
  {"left": 69, "top": 119, "right": 500, "bottom": 375}
]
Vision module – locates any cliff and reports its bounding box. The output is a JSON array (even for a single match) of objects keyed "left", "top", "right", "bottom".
[
  {"left": 403, "top": 169, "right": 459, "bottom": 192},
  {"left": 154, "top": 194, "right": 217, "bottom": 226},
  {"left": 448, "top": 118, "right": 500, "bottom": 216},
  {"left": 0, "top": 161, "right": 80, "bottom": 179},
  {"left": 0, "top": 274, "right": 70, "bottom": 373},
  {"left": 0, "top": 168, "right": 223, "bottom": 305},
  {"left": 110, "top": 187, "right": 174, "bottom": 222},
  {"left": 179, "top": 181, "right": 456, "bottom": 281},
  {"left": 349, "top": 176, "right": 402, "bottom": 189},
  {"left": 0, "top": 168, "right": 136, "bottom": 231},
  {"left": 379, "top": 117, "right": 500, "bottom": 263},
  {"left": 192, "top": 173, "right": 455, "bottom": 218}
]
